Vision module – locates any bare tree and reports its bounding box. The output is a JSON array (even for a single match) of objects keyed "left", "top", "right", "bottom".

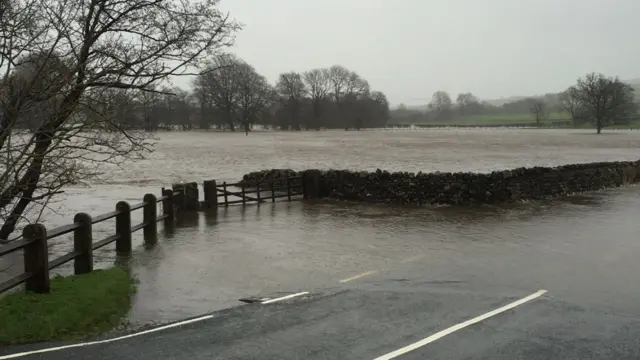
[
  {"left": 344, "top": 72, "right": 370, "bottom": 97},
  {"left": 236, "top": 63, "right": 273, "bottom": 134},
  {"left": 0, "top": 0, "right": 239, "bottom": 240},
  {"left": 138, "top": 86, "right": 162, "bottom": 132},
  {"left": 275, "top": 72, "right": 307, "bottom": 130},
  {"left": 196, "top": 54, "right": 244, "bottom": 131},
  {"left": 570, "top": 73, "right": 637, "bottom": 134},
  {"left": 366, "top": 90, "right": 390, "bottom": 127},
  {"left": 428, "top": 91, "right": 453, "bottom": 121},
  {"left": 322, "top": 65, "right": 350, "bottom": 128},
  {"left": 456, "top": 93, "right": 478, "bottom": 107},
  {"left": 342, "top": 72, "right": 369, "bottom": 130},
  {"left": 196, "top": 54, "right": 273, "bottom": 133},
  {"left": 172, "top": 88, "right": 195, "bottom": 131},
  {"left": 192, "top": 79, "right": 216, "bottom": 130},
  {"left": 528, "top": 98, "right": 548, "bottom": 126},
  {"left": 456, "top": 92, "right": 482, "bottom": 116},
  {"left": 327, "top": 65, "right": 350, "bottom": 104},
  {"left": 303, "top": 68, "right": 329, "bottom": 130},
  {"left": 558, "top": 87, "right": 587, "bottom": 126}
]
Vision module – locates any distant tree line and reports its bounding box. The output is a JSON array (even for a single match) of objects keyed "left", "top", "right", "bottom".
[
  {"left": 391, "top": 73, "right": 639, "bottom": 133},
  {"left": 76, "top": 55, "right": 390, "bottom": 133},
  {"left": 391, "top": 91, "right": 565, "bottom": 124}
]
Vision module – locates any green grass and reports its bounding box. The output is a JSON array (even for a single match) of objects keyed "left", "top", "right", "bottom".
[
  {"left": 388, "top": 112, "right": 573, "bottom": 126},
  {"left": 607, "top": 120, "right": 640, "bottom": 129},
  {"left": 0, "top": 267, "right": 136, "bottom": 345},
  {"left": 390, "top": 111, "right": 640, "bottom": 130},
  {"left": 450, "top": 112, "right": 571, "bottom": 125}
]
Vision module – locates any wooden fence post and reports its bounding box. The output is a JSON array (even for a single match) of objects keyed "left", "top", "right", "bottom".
[
  {"left": 143, "top": 193, "right": 158, "bottom": 245},
  {"left": 270, "top": 180, "right": 276, "bottom": 202},
  {"left": 23, "top": 224, "right": 49, "bottom": 293},
  {"left": 203, "top": 180, "right": 218, "bottom": 208},
  {"left": 172, "top": 184, "right": 185, "bottom": 212},
  {"left": 302, "top": 170, "right": 320, "bottom": 199},
  {"left": 223, "top": 182, "right": 228, "bottom": 206},
  {"left": 170, "top": 182, "right": 199, "bottom": 211},
  {"left": 302, "top": 172, "right": 309, "bottom": 200},
  {"left": 115, "top": 201, "right": 132, "bottom": 254},
  {"left": 256, "top": 182, "right": 261, "bottom": 202},
  {"left": 185, "top": 182, "right": 199, "bottom": 210},
  {"left": 162, "top": 188, "right": 174, "bottom": 227},
  {"left": 73, "top": 212, "right": 93, "bottom": 274},
  {"left": 287, "top": 177, "right": 292, "bottom": 201},
  {"left": 241, "top": 183, "right": 247, "bottom": 206}
]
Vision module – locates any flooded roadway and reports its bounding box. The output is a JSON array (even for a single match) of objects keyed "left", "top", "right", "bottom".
[{"left": 3, "top": 128, "right": 640, "bottom": 326}]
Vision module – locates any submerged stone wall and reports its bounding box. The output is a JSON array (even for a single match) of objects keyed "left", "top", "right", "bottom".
[{"left": 241, "top": 160, "right": 640, "bottom": 205}]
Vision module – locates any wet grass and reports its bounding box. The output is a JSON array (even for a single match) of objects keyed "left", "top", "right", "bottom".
[
  {"left": 0, "top": 267, "right": 135, "bottom": 345},
  {"left": 390, "top": 112, "right": 640, "bottom": 130},
  {"left": 451, "top": 112, "right": 571, "bottom": 125}
]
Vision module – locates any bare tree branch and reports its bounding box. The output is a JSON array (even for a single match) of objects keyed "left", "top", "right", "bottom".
[{"left": 0, "top": 0, "right": 240, "bottom": 240}]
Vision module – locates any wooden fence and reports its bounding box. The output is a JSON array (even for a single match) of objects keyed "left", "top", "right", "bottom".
[
  {"left": 206, "top": 176, "right": 304, "bottom": 207},
  {"left": 0, "top": 174, "right": 313, "bottom": 295}
]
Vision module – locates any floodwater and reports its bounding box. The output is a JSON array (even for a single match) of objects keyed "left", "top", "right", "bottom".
[{"left": 4, "top": 128, "right": 640, "bottom": 325}]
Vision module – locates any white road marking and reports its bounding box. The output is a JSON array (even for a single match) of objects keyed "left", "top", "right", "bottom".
[
  {"left": 339, "top": 270, "right": 377, "bottom": 283},
  {"left": 0, "top": 314, "right": 215, "bottom": 360},
  {"left": 261, "top": 291, "right": 309, "bottom": 304},
  {"left": 372, "top": 289, "right": 548, "bottom": 360}
]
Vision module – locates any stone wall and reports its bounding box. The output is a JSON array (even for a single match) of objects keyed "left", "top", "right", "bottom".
[
  {"left": 240, "top": 160, "right": 640, "bottom": 205},
  {"left": 240, "top": 169, "right": 298, "bottom": 188}
]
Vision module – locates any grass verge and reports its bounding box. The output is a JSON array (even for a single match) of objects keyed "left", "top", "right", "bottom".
[{"left": 0, "top": 267, "right": 135, "bottom": 345}]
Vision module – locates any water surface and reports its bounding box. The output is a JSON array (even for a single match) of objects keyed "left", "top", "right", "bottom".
[{"left": 3, "top": 128, "right": 640, "bottom": 324}]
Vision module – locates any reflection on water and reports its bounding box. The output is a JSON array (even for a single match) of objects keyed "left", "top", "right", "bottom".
[
  {"left": 123, "top": 186, "right": 639, "bottom": 325},
  {"left": 2, "top": 129, "right": 640, "bottom": 324}
]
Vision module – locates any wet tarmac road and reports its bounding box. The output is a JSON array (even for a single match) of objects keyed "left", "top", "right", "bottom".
[{"left": 2, "top": 264, "right": 639, "bottom": 360}]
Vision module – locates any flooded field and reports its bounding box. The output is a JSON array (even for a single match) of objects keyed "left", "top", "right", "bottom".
[{"left": 3, "top": 128, "right": 640, "bottom": 325}]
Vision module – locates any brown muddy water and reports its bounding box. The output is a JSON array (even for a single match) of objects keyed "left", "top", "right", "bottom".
[{"left": 4, "top": 128, "right": 640, "bottom": 326}]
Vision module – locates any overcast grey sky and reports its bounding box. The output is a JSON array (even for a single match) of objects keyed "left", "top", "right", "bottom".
[{"left": 197, "top": 0, "right": 640, "bottom": 106}]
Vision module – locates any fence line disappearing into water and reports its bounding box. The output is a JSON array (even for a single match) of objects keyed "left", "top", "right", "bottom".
[{"left": 0, "top": 174, "right": 310, "bottom": 295}]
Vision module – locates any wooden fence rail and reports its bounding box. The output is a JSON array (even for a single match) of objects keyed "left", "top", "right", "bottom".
[
  {"left": 215, "top": 176, "right": 304, "bottom": 206},
  {"left": 0, "top": 173, "right": 316, "bottom": 295},
  {"left": 0, "top": 190, "right": 180, "bottom": 295}
]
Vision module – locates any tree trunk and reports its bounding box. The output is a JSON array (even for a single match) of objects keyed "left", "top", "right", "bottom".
[
  {"left": 0, "top": 187, "right": 36, "bottom": 240},
  {"left": 0, "top": 135, "right": 51, "bottom": 240}
]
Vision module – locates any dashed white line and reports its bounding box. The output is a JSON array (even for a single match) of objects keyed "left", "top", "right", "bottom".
[
  {"left": 339, "top": 270, "right": 377, "bottom": 283},
  {"left": 0, "top": 314, "right": 215, "bottom": 359},
  {"left": 261, "top": 291, "right": 309, "bottom": 304},
  {"left": 372, "top": 289, "right": 548, "bottom": 360}
]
